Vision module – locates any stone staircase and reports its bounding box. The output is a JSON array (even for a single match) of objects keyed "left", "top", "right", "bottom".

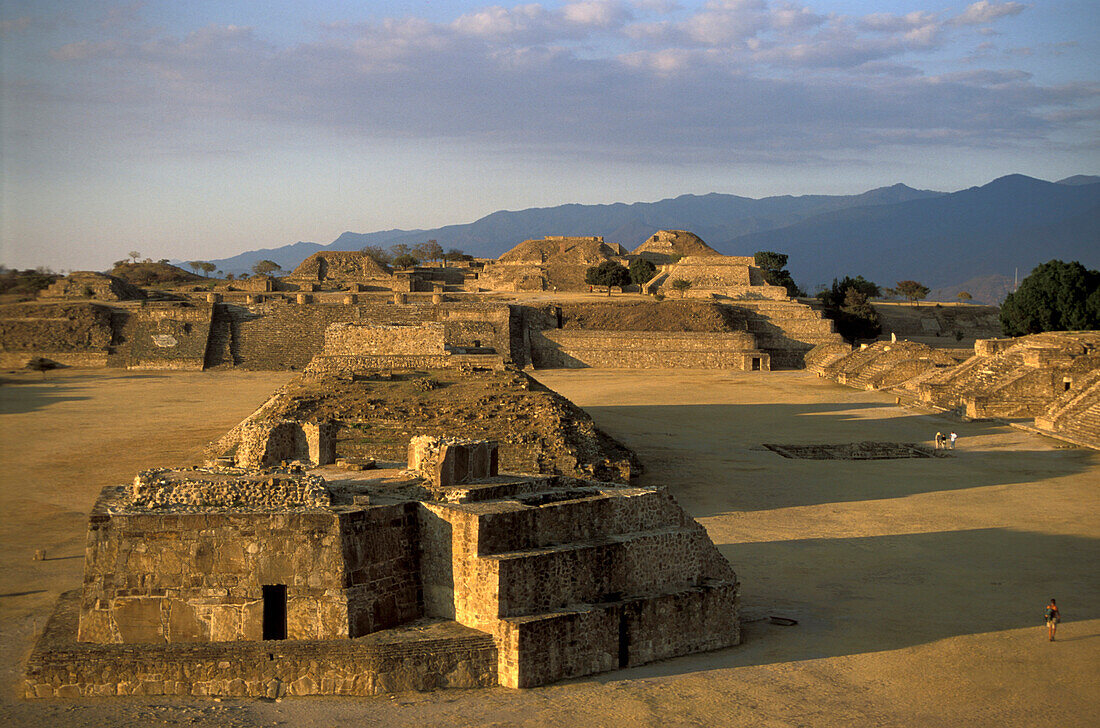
[
  {"left": 1035, "top": 369, "right": 1100, "bottom": 448},
  {"left": 420, "top": 481, "right": 739, "bottom": 688},
  {"left": 728, "top": 300, "right": 844, "bottom": 368},
  {"left": 202, "top": 304, "right": 236, "bottom": 369}
]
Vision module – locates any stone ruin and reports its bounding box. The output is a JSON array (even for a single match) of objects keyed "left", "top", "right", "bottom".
[
  {"left": 642, "top": 255, "right": 788, "bottom": 301},
  {"left": 25, "top": 436, "right": 740, "bottom": 697},
  {"left": 808, "top": 332, "right": 1100, "bottom": 450},
  {"left": 632, "top": 230, "right": 722, "bottom": 264},
  {"left": 38, "top": 271, "right": 145, "bottom": 302}
]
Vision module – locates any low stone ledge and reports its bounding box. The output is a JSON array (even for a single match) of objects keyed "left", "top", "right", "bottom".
[{"left": 25, "top": 591, "right": 497, "bottom": 698}]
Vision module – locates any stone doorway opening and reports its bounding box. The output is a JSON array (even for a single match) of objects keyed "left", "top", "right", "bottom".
[{"left": 262, "top": 584, "right": 287, "bottom": 640}]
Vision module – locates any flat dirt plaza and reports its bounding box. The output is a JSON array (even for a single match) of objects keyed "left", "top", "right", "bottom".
[{"left": 0, "top": 368, "right": 1096, "bottom": 727}]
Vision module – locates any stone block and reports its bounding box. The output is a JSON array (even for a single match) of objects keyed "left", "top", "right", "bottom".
[{"left": 113, "top": 597, "right": 166, "bottom": 643}]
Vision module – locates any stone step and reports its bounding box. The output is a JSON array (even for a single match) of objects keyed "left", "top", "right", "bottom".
[
  {"left": 494, "top": 578, "right": 739, "bottom": 688},
  {"left": 484, "top": 525, "right": 711, "bottom": 619},
  {"left": 472, "top": 487, "right": 685, "bottom": 556}
]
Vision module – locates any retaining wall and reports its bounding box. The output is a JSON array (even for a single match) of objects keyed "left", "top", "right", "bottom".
[
  {"left": 27, "top": 592, "right": 496, "bottom": 698},
  {"left": 530, "top": 330, "right": 762, "bottom": 369}
]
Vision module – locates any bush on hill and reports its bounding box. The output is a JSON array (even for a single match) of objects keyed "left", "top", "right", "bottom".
[
  {"left": 109, "top": 261, "right": 203, "bottom": 286},
  {"left": 0, "top": 267, "right": 59, "bottom": 296}
]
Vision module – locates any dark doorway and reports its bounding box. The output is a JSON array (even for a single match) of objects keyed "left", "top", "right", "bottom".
[
  {"left": 262, "top": 584, "right": 287, "bottom": 640},
  {"left": 618, "top": 614, "right": 630, "bottom": 668},
  {"left": 751, "top": 357, "right": 761, "bottom": 371}
]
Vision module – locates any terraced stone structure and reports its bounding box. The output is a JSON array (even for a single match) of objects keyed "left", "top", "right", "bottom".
[
  {"left": 26, "top": 439, "right": 739, "bottom": 697},
  {"left": 808, "top": 332, "right": 1100, "bottom": 450},
  {"left": 915, "top": 332, "right": 1100, "bottom": 418}
]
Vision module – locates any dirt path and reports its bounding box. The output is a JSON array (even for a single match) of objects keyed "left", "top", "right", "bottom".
[{"left": 0, "top": 368, "right": 1096, "bottom": 727}]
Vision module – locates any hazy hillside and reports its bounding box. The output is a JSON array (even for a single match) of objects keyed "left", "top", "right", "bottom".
[
  {"left": 721, "top": 175, "right": 1099, "bottom": 290},
  {"left": 199, "top": 185, "right": 940, "bottom": 275},
  {"left": 927, "top": 274, "right": 1016, "bottom": 305},
  {"left": 198, "top": 175, "right": 1098, "bottom": 294}
]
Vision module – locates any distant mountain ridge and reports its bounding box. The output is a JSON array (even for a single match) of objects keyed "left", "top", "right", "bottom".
[{"left": 195, "top": 174, "right": 1099, "bottom": 293}]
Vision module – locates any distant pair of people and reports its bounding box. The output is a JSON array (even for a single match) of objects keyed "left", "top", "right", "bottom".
[{"left": 934, "top": 431, "right": 958, "bottom": 449}]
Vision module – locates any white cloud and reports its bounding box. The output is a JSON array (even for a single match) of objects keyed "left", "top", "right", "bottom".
[
  {"left": 949, "top": 2, "right": 1028, "bottom": 27},
  {"left": 25, "top": 1, "right": 1095, "bottom": 163}
]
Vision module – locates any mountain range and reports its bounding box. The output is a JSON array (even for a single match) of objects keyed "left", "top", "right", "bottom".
[{"left": 196, "top": 174, "right": 1099, "bottom": 303}]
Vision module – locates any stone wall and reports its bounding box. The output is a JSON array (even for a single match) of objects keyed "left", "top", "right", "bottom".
[
  {"left": 235, "top": 420, "right": 339, "bottom": 468},
  {"left": 0, "top": 302, "right": 114, "bottom": 363},
  {"left": 28, "top": 592, "right": 496, "bottom": 698},
  {"left": 339, "top": 504, "right": 423, "bottom": 637},
  {"left": 416, "top": 481, "right": 739, "bottom": 688},
  {"left": 324, "top": 322, "right": 446, "bottom": 356},
  {"left": 78, "top": 494, "right": 350, "bottom": 644},
  {"left": 211, "top": 302, "right": 513, "bottom": 370},
  {"left": 530, "top": 329, "right": 765, "bottom": 369},
  {"left": 109, "top": 303, "right": 215, "bottom": 370},
  {"left": 78, "top": 482, "right": 426, "bottom": 646},
  {"left": 498, "top": 582, "right": 738, "bottom": 688}
]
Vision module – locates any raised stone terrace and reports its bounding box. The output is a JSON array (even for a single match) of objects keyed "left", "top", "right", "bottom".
[
  {"left": 809, "top": 332, "right": 1100, "bottom": 449},
  {"left": 26, "top": 438, "right": 739, "bottom": 697}
]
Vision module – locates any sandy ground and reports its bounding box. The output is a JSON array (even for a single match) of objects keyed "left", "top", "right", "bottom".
[{"left": 0, "top": 367, "right": 1097, "bottom": 727}]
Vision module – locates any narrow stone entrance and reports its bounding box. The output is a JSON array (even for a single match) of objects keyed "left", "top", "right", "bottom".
[{"left": 262, "top": 585, "right": 287, "bottom": 640}]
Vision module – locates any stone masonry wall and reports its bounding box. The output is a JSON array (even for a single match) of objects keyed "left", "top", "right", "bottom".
[
  {"left": 0, "top": 302, "right": 113, "bottom": 355},
  {"left": 218, "top": 302, "right": 514, "bottom": 370},
  {"left": 28, "top": 592, "right": 496, "bottom": 698},
  {"left": 110, "top": 303, "right": 214, "bottom": 370},
  {"left": 530, "top": 329, "right": 760, "bottom": 369},
  {"left": 235, "top": 420, "right": 339, "bottom": 468},
  {"left": 339, "top": 504, "right": 423, "bottom": 637},
  {"left": 78, "top": 494, "right": 350, "bottom": 644},
  {"left": 324, "top": 323, "right": 446, "bottom": 356}
]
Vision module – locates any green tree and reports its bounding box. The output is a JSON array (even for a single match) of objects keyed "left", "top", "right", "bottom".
[
  {"left": 128, "top": 251, "right": 141, "bottom": 263},
  {"left": 199, "top": 262, "right": 217, "bottom": 277},
  {"left": 415, "top": 239, "right": 444, "bottom": 264},
  {"left": 628, "top": 258, "right": 657, "bottom": 286},
  {"left": 360, "top": 245, "right": 392, "bottom": 267},
  {"left": 187, "top": 261, "right": 203, "bottom": 275},
  {"left": 670, "top": 278, "right": 693, "bottom": 298},
  {"left": 754, "top": 251, "right": 805, "bottom": 297},
  {"left": 1000, "top": 260, "right": 1100, "bottom": 336},
  {"left": 393, "top": 254, "right": 419, "bottom": 270},
  {"left": 816, "top": 275, "right": 882, "bottom": 342},
  {"left": 252, "top": 260, "right": 282, "bottom": 276},
  {"left": 585, "top": 261, "right": 630, "bottom": 295},
  {"left": 818, "top": 276, "right": 881, "bottom": 308},
  {"left": 444, "top": 248, "right": 471, "bottom": 262},
  {"left": 895, "top": 280, "right": 930, "bottom": 305}
]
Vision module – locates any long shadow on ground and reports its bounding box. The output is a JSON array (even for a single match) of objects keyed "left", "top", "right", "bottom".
[
  {"left": 580, "top": 402, "right": 1094, "bottom": 514},
  {"left": 597, "top": 527, "right": 1100, "bottom": 680}
]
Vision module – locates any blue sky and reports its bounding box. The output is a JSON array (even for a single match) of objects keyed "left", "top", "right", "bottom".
[{"left": 2, "top": 1, "right": 1097, "bottom": 270}]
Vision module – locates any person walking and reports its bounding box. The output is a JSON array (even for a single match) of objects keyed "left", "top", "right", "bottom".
[
  {"left": 1045, "top": 599, "right": 1060, "bottom": 641},
  {"left": 935, "top": 432, "right": 944, "bottom": 449},
  {"left": 949, "top": 431, "right": 958, "bottom": 450}
]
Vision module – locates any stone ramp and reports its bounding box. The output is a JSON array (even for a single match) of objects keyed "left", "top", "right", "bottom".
[{"left": 24, "top": 591, "right": 497, "bottom": 698}]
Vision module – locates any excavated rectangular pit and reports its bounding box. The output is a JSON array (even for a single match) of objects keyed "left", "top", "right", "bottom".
[{"left": 762, "top": 442, "right": 937, "bottom": 460}]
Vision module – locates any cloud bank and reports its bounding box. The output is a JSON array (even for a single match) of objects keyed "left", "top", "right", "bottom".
[{"left": 10, "top": 1, "right": 1099, "bottom": 164}]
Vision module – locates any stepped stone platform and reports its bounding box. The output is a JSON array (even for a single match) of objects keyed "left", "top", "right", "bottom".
[
  {"left": 25, "top": 437, "right": 739, "bottom": 697},
  {"left": 808, "top": 340, "right": 964, "bottom": 391},
  {"left": 810, "top": 332, "right": 1100, "bottom": 450}
]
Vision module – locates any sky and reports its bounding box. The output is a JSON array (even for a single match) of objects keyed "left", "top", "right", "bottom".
[{"left": 1, "top": 0, "right": 1098, "bottom": 271}]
